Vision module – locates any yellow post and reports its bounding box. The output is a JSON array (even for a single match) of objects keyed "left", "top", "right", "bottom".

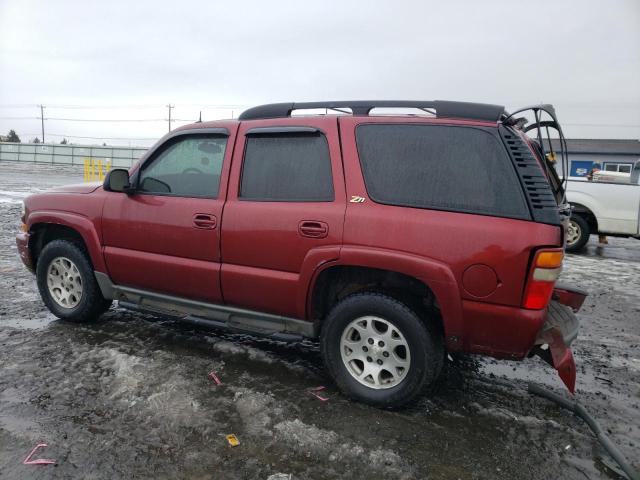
[
  {"left": 105, "top": 160, "right": 111, "bottom": 174},
  {"left": 84, "top": 158, "right": 90, "bottom": 182},
  {"left": 98, "top": 159, "right": 104, "bottom": 181}
]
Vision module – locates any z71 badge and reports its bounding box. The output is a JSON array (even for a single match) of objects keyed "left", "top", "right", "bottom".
[{"left": 350, "top": 196, "right": 366, "bottom": 203}]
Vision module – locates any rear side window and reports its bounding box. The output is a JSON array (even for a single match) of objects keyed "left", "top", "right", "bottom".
[
  {"left": 356, "top": 124, "right": 529, "bottom": 219},
  {"left": 240, "top": 133, "right": 334, "bottom": 201}
]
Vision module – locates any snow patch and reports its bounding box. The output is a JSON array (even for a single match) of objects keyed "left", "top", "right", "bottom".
[{"left": 233, "top": 387, "right": 281, "bottom": 435}]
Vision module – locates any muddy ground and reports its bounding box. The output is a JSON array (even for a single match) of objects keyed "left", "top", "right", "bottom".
[{"left": 0, "top": 160, "right": 638, "bottom": 479}]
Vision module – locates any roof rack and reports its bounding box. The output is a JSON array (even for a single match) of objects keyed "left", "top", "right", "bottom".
[{"left": 238, "top": 100, "right": 505, "bottom": 122}]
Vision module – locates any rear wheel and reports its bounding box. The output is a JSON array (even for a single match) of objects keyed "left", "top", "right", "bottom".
[
  {"left": 320, "top": 293, "right": 443, "bottom": 408},
  {"left": 36, "top": 239, "right": 112, "bottom": 322},
  {"left": 566, "top": 215, "right": 590, "bottom": 252}
]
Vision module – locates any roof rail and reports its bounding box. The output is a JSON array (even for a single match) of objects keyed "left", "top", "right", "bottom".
[{"left": 238, "top": 100, "right": 505, "bottom": 122}]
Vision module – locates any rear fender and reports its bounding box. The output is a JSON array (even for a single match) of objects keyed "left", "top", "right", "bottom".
[{"left": 309, "top": 246, "right": 463, "bottom": 345}]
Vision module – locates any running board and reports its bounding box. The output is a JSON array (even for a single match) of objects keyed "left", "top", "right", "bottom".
[{"left": 94, "top": 271, "right": 315, "bottom": 340}]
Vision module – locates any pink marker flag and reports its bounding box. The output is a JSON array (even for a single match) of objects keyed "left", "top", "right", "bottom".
[
  {"left": 23, "top": 444, "right": 56, "bottom": 465},
  {"left": 311, "top": 391, "right": 330, "bottom": 402},
  {"left": 208, "top": 370, "right": 222, "bottom": 386}
]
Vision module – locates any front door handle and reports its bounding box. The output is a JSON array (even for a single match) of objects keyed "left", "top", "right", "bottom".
[
  {"left": 299, "top": 221, "right": 328, "bottom": 239},
  {"left": 193, "top": 213, "right": 217, "bottom": 229}
]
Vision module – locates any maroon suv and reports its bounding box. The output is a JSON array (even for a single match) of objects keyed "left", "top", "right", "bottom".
[{"left": 16, "top": 101, "right": 586, "bottom": 407}]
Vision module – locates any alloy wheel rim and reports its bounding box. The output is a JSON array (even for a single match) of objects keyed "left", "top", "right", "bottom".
[
  {"left": 46, "top": 256, "right": 83, "bottom": 309},
  {"left": 340, "top": 315, "right": 411, "bottom": 389},
  {"left": 566, "top": 220, "right": 581, "bottom": 246}
]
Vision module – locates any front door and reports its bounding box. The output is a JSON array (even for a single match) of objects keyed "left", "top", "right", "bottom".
[
  {"left": 221, "top": 118, "right": 346, "bottom": 317},
  {"left": 102, "top": 128, "right": 235, "bottom": 303}
]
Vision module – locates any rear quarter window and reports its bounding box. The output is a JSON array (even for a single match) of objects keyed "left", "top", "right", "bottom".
[{"left": 355, "top": 124, "right": 530, "bottom": 219}]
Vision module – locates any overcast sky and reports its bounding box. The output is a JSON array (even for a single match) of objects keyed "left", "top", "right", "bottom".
[{"left": 1, "top": 0, "right": 639, "bottom": 146}]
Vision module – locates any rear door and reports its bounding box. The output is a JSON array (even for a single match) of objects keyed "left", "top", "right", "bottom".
[
  {"left": 102, "top": 126, "right": 237, "bottom": 302},
  {"left": 221, "top": 118, "right": 346, "bottom": 317}
]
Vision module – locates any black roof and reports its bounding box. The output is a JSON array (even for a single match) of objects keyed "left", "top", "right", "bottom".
[
  {"left": 550, "top": 138, "right": 640, "bottom": 156},
  {"left": 238, "top": 100, "right": 505, "bottom": 122}
]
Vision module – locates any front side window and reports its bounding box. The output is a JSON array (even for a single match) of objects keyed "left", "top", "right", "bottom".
[
  {"left": 355, "top": 124, "right": 529, "bottom": 219},
  {"left": 139, "top": 135, "right": 227, "bottom": 197},
  {"left": 240, "top": 133, "right": 334, "bottom": 201}
]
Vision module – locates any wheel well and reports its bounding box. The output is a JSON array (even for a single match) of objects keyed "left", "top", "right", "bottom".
[
  {"left": 571, "top": 203, "right": 598, "bottom": 233},
  {"left": 311, "top": 266, "right": 441, "bottom": 332},
  {"left": 29, "top": 223, "right": 87, "bottom": 268}
]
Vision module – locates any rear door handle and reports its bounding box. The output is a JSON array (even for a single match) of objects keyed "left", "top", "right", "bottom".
[
  {"left": 299, "top": 221, "right": 328, "bottom": 239},
  {"left": 193, "top": 213, "right": 217, "bottom": 229}
]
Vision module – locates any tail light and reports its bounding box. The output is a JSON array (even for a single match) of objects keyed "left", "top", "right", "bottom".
[{"left": 522, "top": 249, "right": 564, "bottom": 309}]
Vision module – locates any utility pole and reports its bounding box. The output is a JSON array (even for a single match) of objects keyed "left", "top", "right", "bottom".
[
  {"left": 39, "top": 105, "right": 45, "bottom": 143},
  {"left": 166, "top": 104, "right": 174, "bottom": 132}
]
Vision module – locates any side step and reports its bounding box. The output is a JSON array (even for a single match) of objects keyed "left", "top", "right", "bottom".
[{"left": 95, "top": 271, "right": 315, "bottom": 341}]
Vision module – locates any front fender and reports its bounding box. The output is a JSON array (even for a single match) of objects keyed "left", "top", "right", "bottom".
[
  {"left": 305, "top": 245, "right": 463, "bottom": 347},
  {"left": 28, "top": 210, "right": 106, "bottom": 273}
]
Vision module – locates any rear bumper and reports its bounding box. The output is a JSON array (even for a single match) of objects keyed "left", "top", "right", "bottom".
[
  {"left": 532, "top": 284, "right": 588, "bottom": 394},
  {"left": 461, "top": 283, "right": 587, "bottom": 394},
  {"left": 532, "top": 301, "right": 580, "bottom": 393},
  {"left": 461, "top": 300, "right": 548, "bottom": 358},
  {"left": 16, "top": 231, "right": 34, "bottom": 273}
]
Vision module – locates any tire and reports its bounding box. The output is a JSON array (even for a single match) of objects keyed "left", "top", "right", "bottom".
[
  {"left": 320, "top": 292, "right": 444, "bottom": 408},
  {"left": 36, "top": 239, "right": 112, "bottom": 322},
  {"left": 566, "top": 215, "right": 590, "bottom": 253}
]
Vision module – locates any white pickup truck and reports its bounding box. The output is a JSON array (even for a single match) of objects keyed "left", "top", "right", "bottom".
[{"left": 565, "top": 161, "right": 640, "bottom": 251}]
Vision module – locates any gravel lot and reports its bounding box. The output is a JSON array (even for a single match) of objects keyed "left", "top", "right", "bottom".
[{"left": 1, "top": 160, "right": 638, "bottom": 480}]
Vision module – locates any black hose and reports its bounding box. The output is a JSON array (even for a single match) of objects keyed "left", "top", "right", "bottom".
[{"left": 528, "top": 383, "right": 640, "bottom": 480}]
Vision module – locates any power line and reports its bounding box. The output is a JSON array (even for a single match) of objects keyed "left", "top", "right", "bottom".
[
  {"left": 0, "top": 116, "right": 41, "bottom": 120},
  {"left": 2, "top": 117, "right": 637, "bottom": 127},
  {"left": 20, "top": 132, "right": 159, "bottom": 140},
  {"left": 0, "top": 117, "right": 203, "bottom": 122},
  {"left": 0, "top": 104, "right": 39, "bottom": 108},
  {"left": 0, "top": 103, "right": 247, "bottom": 109},
  {"left": 37, "top": 104, "right": 166, "bottom": 109},
  {"left": 0, "top": 116, "right": 167, "bottom": 121},
  {"left": 563, "top": 123, "right": 640, "bottom": 128},
  {"left": 38, "top": 117, "right": 164, "bottom": 122},
  {"left": 47, "top": 117, "right": 166, "bottom": 122}
]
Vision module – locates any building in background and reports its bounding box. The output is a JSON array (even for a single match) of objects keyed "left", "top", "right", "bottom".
[{"left": 552, "top": 139, "right": 640, "bottom": 178}]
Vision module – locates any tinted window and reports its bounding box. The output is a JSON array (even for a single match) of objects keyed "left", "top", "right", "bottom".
[
  {"left": 139, "top": 135, "right": 226, "bottom": 197},
  {"left": 240, "top": 133, "right": 334, "bottom": 201},
  {"left": 356, "top": 124, "right": 529, "bottom": 219}
]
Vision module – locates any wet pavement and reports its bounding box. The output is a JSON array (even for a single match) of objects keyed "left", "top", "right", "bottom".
[{"left": 0, "top": 160, "right": 638, "bottom": 479}]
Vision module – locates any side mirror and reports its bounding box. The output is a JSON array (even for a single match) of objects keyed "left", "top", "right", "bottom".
[{"left": 103, "top": 169, "right": 133, "bottom": 193}]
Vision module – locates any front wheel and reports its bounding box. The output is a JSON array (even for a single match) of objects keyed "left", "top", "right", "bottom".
[
  {"left": 320, "top": 293, "right": 443, "bottom": 408},
  {"left": 566, "top": 215, "right": 590, "bottom": 253},
  {"left": 36, "top": 239, "right": 112, "bottom": 322}
]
